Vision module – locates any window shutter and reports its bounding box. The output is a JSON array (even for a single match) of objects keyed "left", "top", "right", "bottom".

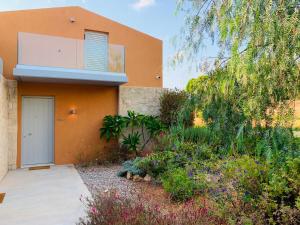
[{"left": 84, "top": 31, "right": 108, "bottom": 71}]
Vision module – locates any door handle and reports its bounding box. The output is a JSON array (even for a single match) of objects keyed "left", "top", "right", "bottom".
[{"left": 28, "top": 133, "right": 32, "bottom": 136}]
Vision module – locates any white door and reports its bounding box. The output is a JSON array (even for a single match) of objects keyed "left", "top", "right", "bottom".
[
  {"left": 84, "top": 31, "right": 108, "bottom": 71},
  {"left": 22, "top": 97, "right": 54, "bottom": 166}
]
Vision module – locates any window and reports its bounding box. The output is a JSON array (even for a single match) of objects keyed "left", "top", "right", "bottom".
[{"left": 84, "top": 31, "right": 108, "bottom": 71}]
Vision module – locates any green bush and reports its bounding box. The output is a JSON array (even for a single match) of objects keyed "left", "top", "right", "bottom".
[
  {"left": 135, "top": 141, "right": 216, "bottom": 178},
  {"left": 153, "top": 131, "right": 174, "bottom": 152},
  {"left": 161, "top": 168, "right": 197, "bottom": 201},
  {"left": 117, "top": 157, "right": 146, "bottom": 177},
  {"left": 223, "top": 155, "right": 269, "bottom": 197},
  {"left": 159, "top": 89, "right": 194, "bottom": 127},
  {"left": 136, "top": 151, "right": 175, "bottom": 178},
  {"left": 182, "top": 126, "right": 211, "bottom": 144},
  {"left": 285, "top": 158, "right": 300, "bottom": 191},
  {"left": 265, "top": 157, "right": 300, "bottom": 203},
  {"left": 255, "top": 127, "right": 298, "bottom": 165}
]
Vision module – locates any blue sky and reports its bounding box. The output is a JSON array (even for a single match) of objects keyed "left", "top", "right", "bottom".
[{"left": 0, "top": 0, "right": 218, "bottom": 89}]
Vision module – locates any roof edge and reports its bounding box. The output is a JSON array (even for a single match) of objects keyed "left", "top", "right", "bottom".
[{"left": 0, "top": 6, "right": 163, "bottom": 42}]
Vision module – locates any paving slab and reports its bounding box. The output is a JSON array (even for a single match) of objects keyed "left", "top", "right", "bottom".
[{"left": 0, "top": 165, "right": 90, "bottom": 225}]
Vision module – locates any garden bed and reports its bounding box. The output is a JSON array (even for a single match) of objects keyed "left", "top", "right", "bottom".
[
  {"left": 76, "top": 165, "right": 225, "bottom": 225},
  {"left": 76, "top": 165, "right": 134, "bottom": 197},
  {"left": 77, "top": 165, "right": 179, "bottom": 210}
]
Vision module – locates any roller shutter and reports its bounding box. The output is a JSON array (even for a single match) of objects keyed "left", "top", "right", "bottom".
[{"left": 84, "top": 31, "right": 108, "bottom": 71}]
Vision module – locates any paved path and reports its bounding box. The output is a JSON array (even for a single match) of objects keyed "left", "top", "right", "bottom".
[{"left": 0, "top": 165, "right": 90, "bottom": 225}]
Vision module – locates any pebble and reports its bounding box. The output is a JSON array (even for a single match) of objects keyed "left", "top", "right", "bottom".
[{"left": 76, "top": 165, "right": 138, "bottom": 198}]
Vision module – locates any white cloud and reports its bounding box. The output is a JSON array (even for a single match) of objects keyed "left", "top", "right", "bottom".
[{"left": 132, "top": 0, "right": 156, "bottom": 10}]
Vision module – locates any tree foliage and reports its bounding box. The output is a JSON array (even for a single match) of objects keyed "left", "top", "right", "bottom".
[
  {"left": 177, "top": 0, "right": 299, "bottom": 128},
  {"left": 159, "top": 89, "right": 194, "bottom": 127},
  {"left": 186, "top": 75, "right": 208, "bottom": 94}
]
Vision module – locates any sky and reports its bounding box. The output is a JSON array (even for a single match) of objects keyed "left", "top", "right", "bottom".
[{"left": 0, "top": 0, "right": 218, "bottom": 89}]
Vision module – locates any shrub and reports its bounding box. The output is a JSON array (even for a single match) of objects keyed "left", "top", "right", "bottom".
[
  {"left": 136, "top": 151, "right": 175, "bottom": 178},
  {"left": 254, "top": 127, "right": 298, "bottom": 165},
  {"left": 161, "top": 168, "right": 197, "bottom": 201},
  {"left": 265, "top": 157, "right": 300, "bottom": 204},
  {"left": 78, "top": 190, "right": 225, "bottom": 225},
  {"left": 169, "top": 143, "right": 216, "bottom": 167},
  {"left": 159, "top": 89, "right": 194, "bottom": 127},
  {"left": 153, "top": 131, "right": 174, "bottom": 152},
  {"left": 134, "top": 142, "right": 215, "bottom": 178},
  {"left": 182, "top": 126, "right": 211, "bottom": 144},
  {"left": 216, "top": 155, "right": 300, "bottom": 224},
  {"left": 117, "top": 157, "right": 146, "bottom": 177},
  {"left": 223, "top": 155, "right": 268, "bottom": 197}
]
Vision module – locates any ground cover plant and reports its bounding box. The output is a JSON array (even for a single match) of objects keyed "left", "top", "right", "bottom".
[{"left": 78, "top": 190, "right": 225, "bottom": 225}]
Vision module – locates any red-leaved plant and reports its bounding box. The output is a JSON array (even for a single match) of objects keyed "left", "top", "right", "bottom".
[{"left": 78, "top": 190, "right": 225, "bottom": 225}]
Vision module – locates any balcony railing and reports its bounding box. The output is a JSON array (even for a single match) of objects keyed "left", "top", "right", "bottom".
[{"left": 17, "top": 32, "right": 125, "bottom": 73}]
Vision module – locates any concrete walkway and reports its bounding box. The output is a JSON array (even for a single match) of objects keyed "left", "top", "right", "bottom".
[{"left": 0, "top": 165, "right": 90, "bottom": 225}]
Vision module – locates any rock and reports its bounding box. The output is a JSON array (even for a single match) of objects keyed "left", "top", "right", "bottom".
[
  {"left": 133, "top": 175, "right": 143, "bottom": 182},
  {"left": 144, "top": 174, "right": 152, "bottom": 182},
  {"left": 126, "top": 172, "right": 132, "bottom": 180}
]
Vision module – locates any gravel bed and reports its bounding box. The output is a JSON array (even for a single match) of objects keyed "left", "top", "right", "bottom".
[{"left": 76, "top": 165, "right": 138, "bottom": 197}]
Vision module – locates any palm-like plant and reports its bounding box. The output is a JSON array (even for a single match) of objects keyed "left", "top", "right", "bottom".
[
  {"left": 123, "top": 111, "right": 143, "bottom": 132},
  {"left": 141, "top": 115, "right": 164, "bottom": 150},
  {"left": 100, "top": 115, "right": 125, "bottom": 141},
  {"left": 100, "top": 111, "right": 164, "bottom": 155},
  {"left": 122, "top": 132, "right": 141, "bottom": 155}
]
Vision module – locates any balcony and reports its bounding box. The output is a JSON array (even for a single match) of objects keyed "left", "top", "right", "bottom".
[{"left": 13, "top": 32, "right": 128, "bottom": 85}]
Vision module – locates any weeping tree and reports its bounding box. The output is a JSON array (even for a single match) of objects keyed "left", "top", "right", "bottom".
[
  {"left": 176, "top": 0, "right": 300, "bottom": 152},
  {"left": 174, "top": 0, "right": 300, "bottom": 153}
]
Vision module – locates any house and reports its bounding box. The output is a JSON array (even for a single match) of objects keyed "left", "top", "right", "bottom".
[{"left": 0, "top": 6, "right": 163, "bottom": 180}]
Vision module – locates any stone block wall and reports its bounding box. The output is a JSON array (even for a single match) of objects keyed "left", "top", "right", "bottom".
[
  {"left": 118, "top": 86, "right": 164, "bottom": 151},
  {"left": 0, "top": 74, "right": 8, "bottom": 181},
  {"left": 0, "top": 58, "right": 17, "bottom": 181},
  {"left": 7, "top": 80, "right": 17, "bottom": 170},
  {"left": 118, "top": 86, "right": 164, "bottom": 116}
]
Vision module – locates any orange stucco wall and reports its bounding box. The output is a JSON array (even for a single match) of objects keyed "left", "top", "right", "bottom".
[
  {"left": 0, "top": 7, "right": 162, "bottom": 167},
  {"left": 17, "top": 82, "right": 118, "bottom": 167},
  {"left": 0, "top": 6, "right": 163, "bottom": 87}
]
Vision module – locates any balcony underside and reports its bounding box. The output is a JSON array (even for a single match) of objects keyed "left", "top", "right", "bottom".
[{"left": 13, "top": 64, "right": 128, "bottom": 85}]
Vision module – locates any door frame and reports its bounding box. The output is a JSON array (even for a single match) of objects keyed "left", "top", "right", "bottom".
[{"left": 21, "top": 96, "right": 55, "bottom": 167}]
